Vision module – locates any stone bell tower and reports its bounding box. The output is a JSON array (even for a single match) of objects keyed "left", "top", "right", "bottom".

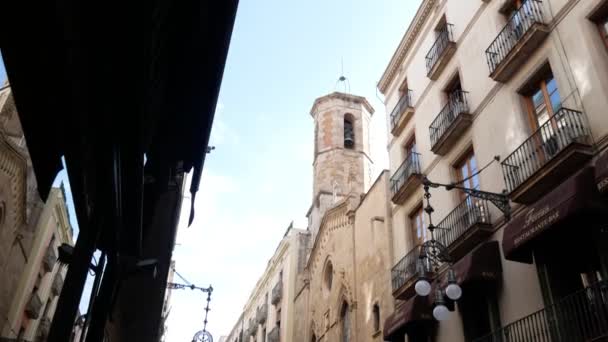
[{"left": 307, "top": 92, "right": 374, "bottom": 239}]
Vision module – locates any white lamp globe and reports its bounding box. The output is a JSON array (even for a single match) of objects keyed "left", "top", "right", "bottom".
[
  {"left": 414, "top": 279, "right": 431, "bottom": 296},
  {"left": 433, "top": 304, "right": 450, "bottom": 321},
  {"left": 445, "top": 283, "right": 462, "bottom": 300}
]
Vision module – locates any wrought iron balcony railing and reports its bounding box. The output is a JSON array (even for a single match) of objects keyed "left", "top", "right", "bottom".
[
  {"left": 268, "top": 325, "right": 280, "bottom": 342},
  {"left": 486, "top": 0, "right": 545, "bottom": 75},
  {"left": 256, "top": 303, "right": 268, "bottom": 324},
  {"left": 473, "top": 280, "right": 608, "bottom": 342},
  {"left": 391, "top": 246, "right": 421, "bottom": 293},
  {"left": 426, "top": 24, "right": 455, "bottom": 75},
  {"left": 429, "top": 90, "right": 469, "bottom": 149},
  {"left": 436, "top": 196, "right": 490, "bottom": 252},
  {"left": 501, "top": 108, "right": 590, "bottom": 193},
  {"left": 390, "top": 90, "right": 413, "bottom": 132},
  {"left": 271, "top": 280, "right": 282, "bottom": 305},
  {"left": 390, "top": 152, "right": 422, "bottom": 196}
]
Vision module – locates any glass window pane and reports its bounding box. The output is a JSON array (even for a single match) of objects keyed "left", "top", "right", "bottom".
[
  {"left": 550, "top": 91, "right": 561, "bottom": 113},
  {"left": 546, "top": 77, "right": 557, "bottom": 94},
  {"left": 461, "top": 165, "right": 469, "bottom": 180},
  {"left": 532, "top": 89, "right": 545, "bottom": 108},
  {"left": 536, "top": 108, "right": 550, "bottom": 127}
]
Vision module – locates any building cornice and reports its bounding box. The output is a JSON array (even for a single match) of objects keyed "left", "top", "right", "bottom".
[
  {"left": 377, "top": 0, "right": 437, "bottom": 94},
  {"left": 310, "top": 92, "right": 375, "bottom": 117}
]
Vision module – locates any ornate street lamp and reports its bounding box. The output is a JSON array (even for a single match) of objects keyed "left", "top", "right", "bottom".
[{"left": 414, "top": 157, "right": 510, "bottom": 321}]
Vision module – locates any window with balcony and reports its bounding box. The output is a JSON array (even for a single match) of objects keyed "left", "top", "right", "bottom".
[
  {"left": 390, "top": 79, "right": 414, "bottom": 135},
  {"left": 410, "top": 205, "right": 427, "bottom": 246},
  {"left": 501, "top": 64, "right": 592, "bottom": 202},
  {"left": 403, "top": 136, "right": 416, "bottom": 160},
  {"left": 430, "top": 76, "right": 471, "bottom": 155},
  {"left": 487, "top": 0, "right": 548, "bottom": 82},
  {"left": 426, "top": 16, "right": 456, "bottom": 80}
]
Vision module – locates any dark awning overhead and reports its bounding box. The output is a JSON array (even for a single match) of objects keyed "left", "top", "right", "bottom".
[
  {"left": 502, "top": 167, "right": 606, "bottom": 263},
  {"left": 442, "top": 241, "right": 502, "bottom": 287},
  {"left": 596, "top": 150, "right": 608, "bottom": 194},
  {"left": 383, "top": 293, "right": 433, "bottom": 341}
]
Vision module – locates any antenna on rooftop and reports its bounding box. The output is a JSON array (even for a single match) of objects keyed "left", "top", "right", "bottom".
[{"left": 335, "top": 57, "right": 350, "bottom": 93}]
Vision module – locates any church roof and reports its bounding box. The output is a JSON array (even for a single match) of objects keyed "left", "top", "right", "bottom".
[{"left": 309, "top": 92, "right": 375, "bottom": 117}]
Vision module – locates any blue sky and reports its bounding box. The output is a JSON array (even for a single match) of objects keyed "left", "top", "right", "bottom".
[
  {"left": 0, "top": 1, "right": 421, "bottom": 340},
  {"left": 167, "top": 1, "right": 420, "bottom": 341}
]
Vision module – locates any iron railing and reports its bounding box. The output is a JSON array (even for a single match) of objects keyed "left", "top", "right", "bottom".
[
  {"left": 473, "top": 280, "right": 608, "bottom": 342},
  {"left": 390, "top": 152, "right": 422, "bottom": 196},
  {"left": 426, "top": 24, "right": 455, "bottom": 74},
  {"left": 436, "top": 196, "right": 490, "bottom": 250},
  {"left": 271, "top": 280, "right": 283, "bottom": 305},
  {"left": 486, "top": 0, "right": 545, "bottom": 74},
  {"left": 391, "top": 246, "right": 421, "bottom": 292},
  {"left": 429, "top": 90, "right": 469, "bottom": 148},
  {"left": 390, "top": 90, "right": 414, "bottom": 132},
  {"left": 501, "top": 108, "right": 590, "bottom": 193},
  {"left": 268, "top": 326, "right": 280, "bottom": 342},
  {"left": 257, "top": 303, "right": 268, "bottom": 324}
]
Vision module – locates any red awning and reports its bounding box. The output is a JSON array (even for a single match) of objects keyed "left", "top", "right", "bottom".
[
  {"left": 383, "top": 294, "right": 433, "bottom": 341},
  {"left": 503, "top": 167, "right": 605, "bottom": 263}
]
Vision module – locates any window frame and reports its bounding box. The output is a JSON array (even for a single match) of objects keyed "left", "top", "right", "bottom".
[
  {"left": 454, "top": 148, "right": 479, "bottom": 201},
  {"left": 409, "top": 204, "right": 427, "bottom": 247}
]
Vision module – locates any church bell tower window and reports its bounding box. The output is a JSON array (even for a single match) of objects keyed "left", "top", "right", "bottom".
[{"left": 344, "top": 114, "right": 355, "bottom": 149}]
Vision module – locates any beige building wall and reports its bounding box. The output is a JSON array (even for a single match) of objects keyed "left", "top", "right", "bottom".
[
  {"left": 1, "top": 186, "right": 73, "bottom": 341},
  {"left": 225, "top": 225, "right": 308, "bottom": 342},
  {"left": 380, "top": 0, "right": 608, "bottom": 340}
]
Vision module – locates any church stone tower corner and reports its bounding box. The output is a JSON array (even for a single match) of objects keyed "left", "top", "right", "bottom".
[{"left": 308, "top": 92, "right": 374, "bottom": 239}]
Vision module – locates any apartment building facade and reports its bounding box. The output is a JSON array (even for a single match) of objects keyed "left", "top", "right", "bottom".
[
  {"left": 225, "top": 224, "right": 309, "bottom": 342},
  {"left": 1, "top": 186, "right": 73, "bottom": 342},
  {"left": 380, "top": 0, "right": 608, "bottom": 341}
]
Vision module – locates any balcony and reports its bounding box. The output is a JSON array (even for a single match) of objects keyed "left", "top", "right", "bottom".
[
  {"left": 391, "top": 246, "right": 428, "bottom": 300},
  {"left": 25, "top": 293, "right": 43, "bottom": 319},
  {"left": 390, "top": 90, "right": 414, "bottom": 136},
  {"left": 486, "top": 0, "right": 549, "bottom": 82},
  {"left": 51, "top": 274, "right": 64, "bottom": 297},
  {"left": 436, "top": 197, "right": 492, "bottom": 261},
  {"left": 502, "top": 108, "right": 593, "bottom": 203},
  {"left": 426, "top": 24, "right": 456, "bottom": 80},
  {"left": 42, "top": 245, "right": 57, "bottom": 273},
  {"left": 37, "top": 317, "right": 51, "bottom": 340},
  {"left": 271, "top": 280, "right": 282, "bottom": 305},
  {"left": 256, "top": 303, "right": 268, "bottom": 324},
  {"left": 390, "top": 152, "right": 422, "bottom": 205},
  {"left": 268, "top": 326, "right": 280, "bottom": 342},
  {"left": 429, "top": 91, "right": 471, "bottom": 155},
  {"left": 473, "top": 280, "right": 608, "bottom": 342}
]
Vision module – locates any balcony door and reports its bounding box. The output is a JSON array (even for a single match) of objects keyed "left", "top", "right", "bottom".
[
  {"left": 410, "top": 205, "right": 427, "bottom": 247},
  {"left": 525, "top": 72, "right": 562, "bottom": 159}
]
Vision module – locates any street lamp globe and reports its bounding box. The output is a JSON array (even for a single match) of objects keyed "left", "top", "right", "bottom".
[
  {"left": 414, "top": 279, "right": 431, "bottom": 296},
  {"left": 433, "top": 304, "right": 450, "bottom": 321},
  {"left": 445, "top": 283, "right": 462, "bottom": 300}
]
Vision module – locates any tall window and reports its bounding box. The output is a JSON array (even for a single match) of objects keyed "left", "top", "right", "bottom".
[
  {"left": 324, "top": 261, "right": 333, "bottom": 292},
  {"left": 455, "top": 149, "right": 479, "bottom": 200},
  {"left": 372, "top": 303, "right": 380, "bottom": 332},
  {"left": 523, "top": 67, "right": 562, "bottom": 158},
  {"left": 344, "top": 115, "right": 355, "bottom": 149},
  {"left": 410, "top": 205, "right": 427, "bottom": 246},
  {"left": 311, "top": 333, "right": 317, "bottom": 342},
  {"left": 459, "top": 283, "right": 501, "bottom": 341},
  {"left": 340, "top": 302, "right": 351, "bottom": 342},
  {"left": 404, "top": 137, "right": 416, "bottom": 157}
]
